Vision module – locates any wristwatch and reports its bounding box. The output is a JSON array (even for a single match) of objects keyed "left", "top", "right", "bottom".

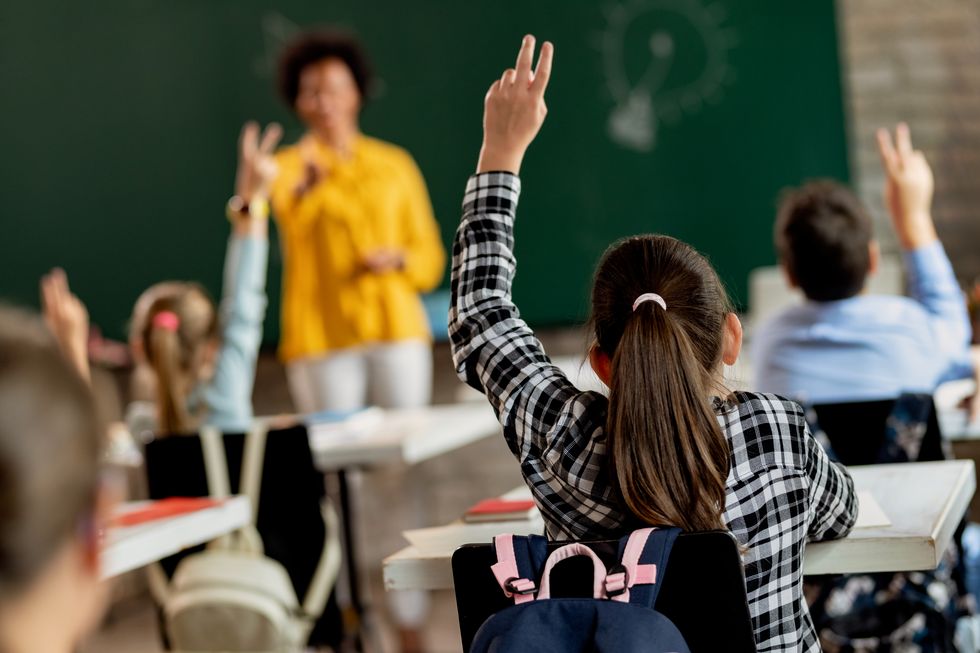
[{"left": 226, "top": 195, "right": 270, "bottom": 221}]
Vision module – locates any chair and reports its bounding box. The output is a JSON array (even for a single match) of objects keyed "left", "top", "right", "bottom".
[
  {"left": 806, "top": 395, "right": 964, "bottom": 649},
  {"left": 452, "top": 530, "right": 756, "bottom": 653},
  {"left": 808, "top": 393, "right": 946, "bottom": 465},
  {"left": 144, "top": 423, "right": 343, "bottom": 648}
]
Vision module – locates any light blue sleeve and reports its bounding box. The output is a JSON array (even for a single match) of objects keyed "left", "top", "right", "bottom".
[
  {"left": 202, "top": 235, "right": 269, "bottom": 431},
  {"left": 904, "top": 241, "right": 973, "bottom": 381}
]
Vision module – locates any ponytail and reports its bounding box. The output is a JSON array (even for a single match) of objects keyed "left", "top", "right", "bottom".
[
  {"left": 607, "top": 303, "right": 729, "bottom": 531},
  {"left": 590, "top": 235, "right": 733, "bottom": 533},
  {"left": 137, "top": 284, "right": 218, "bottom": 435},
  {"left": 147, "top": 324, "right": 192, "bottom": 434}
]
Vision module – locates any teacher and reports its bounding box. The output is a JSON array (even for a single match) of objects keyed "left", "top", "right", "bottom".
[{"left": 271, "top": 31, "right": 445, "bottom": 415}]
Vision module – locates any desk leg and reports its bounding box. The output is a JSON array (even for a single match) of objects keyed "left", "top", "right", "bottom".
[{"left": 336, "top": 469, "right": 376, "bottom": 652}]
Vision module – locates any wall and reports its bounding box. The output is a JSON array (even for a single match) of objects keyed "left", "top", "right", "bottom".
[{"left": 838, "top": 0, "right": 980, "bottom": 281}]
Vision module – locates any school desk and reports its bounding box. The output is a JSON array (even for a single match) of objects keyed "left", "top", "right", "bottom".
[
  {"left": 381, "top": 459, "right": 976, "bottom": 591},
  {"left": 101, "top": 495, "right": 251, "bottom": 579},
  {"left": 297, "top": 401, "right": 503, "bottom": 648},
  {"left": 935, "top": 379, "right": 980, "bottom": 520},
  {"left": 936, "top": 379, "right": 979, "bottom": 440},
  {"left": 306, "top": 401, "right": 501, "bottom": 471}
]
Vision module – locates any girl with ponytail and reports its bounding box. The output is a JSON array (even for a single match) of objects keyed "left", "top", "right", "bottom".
[
  {"left": 45, "top": 121, "right": 281, "bottom": 436},
  {"left": 126, "top": 121, "right": 281, "bottom": 435},
  {"left": 450, "top": 36, "right": 858, "bottom": 653}
]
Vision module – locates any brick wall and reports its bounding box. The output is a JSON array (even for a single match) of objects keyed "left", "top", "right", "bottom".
[{"left": 837, "top": 0, "right": 980, "bottom": 282}]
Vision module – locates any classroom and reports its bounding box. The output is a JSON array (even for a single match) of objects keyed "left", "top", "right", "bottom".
[{"left": 2, "top": 1, "right": 980, "bottom": 652}]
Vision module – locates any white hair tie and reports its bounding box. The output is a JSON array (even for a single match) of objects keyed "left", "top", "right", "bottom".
[{"left": 632, "top": 293, "right": 667, "bottom": 312}]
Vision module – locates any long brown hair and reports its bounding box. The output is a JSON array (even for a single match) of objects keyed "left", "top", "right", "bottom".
[
  {"left": 589, "top": 235, "right": 732, "bottom": 532},
  {"left": 137, "top": 284, "right": 218, "bottom": 434}
]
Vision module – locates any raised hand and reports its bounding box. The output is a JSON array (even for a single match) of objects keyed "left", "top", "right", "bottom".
[
  {"left": 477, "top": 35, "right": 554, "bottom": 175},
  {"left": 40, "top": 268, "right": 91, "bottom": 382},
  {"left": 876, "top": 123, "right": 938, "bottom": 249},
  {"left": 236, "top": 121, "right": 283, "bottom": 203}
]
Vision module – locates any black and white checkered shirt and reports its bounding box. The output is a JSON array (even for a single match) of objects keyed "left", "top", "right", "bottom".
[{"left": 449, "top": 172, "right": 858, "bottom": 653}]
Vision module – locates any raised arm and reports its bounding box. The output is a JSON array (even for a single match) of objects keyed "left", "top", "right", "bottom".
[
  {"left": 876, "top": 124, "right": 972, "bottom": 367},
  {"left": 449, "top": 37, "right": 582, "bottom": 449},
  {"left": 204, "top": 122, "right": 278, "bottom": 429},
  {"left": 40, "top": 269, "right": 91, "bottom": 383}
]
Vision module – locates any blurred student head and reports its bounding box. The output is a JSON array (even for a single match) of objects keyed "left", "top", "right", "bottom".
[
  {"left": 129, "top": 282, "right": 218, "bottom": 434},
  {"left": 0, "top": 306, "right": 108, "bottom": 653},
  {"left": 775, "top": 180, "right": 879, "bottom": 301},
  {"left": 278, "top": 30, "right": 373, "bottom": 138}
]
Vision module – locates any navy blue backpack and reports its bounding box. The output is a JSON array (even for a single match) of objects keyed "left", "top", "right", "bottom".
[{"left": 469, "top": 527, "right": 690, "bottom": 653}]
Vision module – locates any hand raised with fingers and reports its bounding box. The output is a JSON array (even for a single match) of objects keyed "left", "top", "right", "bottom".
[
  {"left": 40, "top": 268, "right": 91, "bottom": 381},
  {"left": 876, "top": 123, "right": 937, "bottom": 249},
  {"left": 477, "top": 35, "right": 555, "bottom": 175},
  {"left": 236, "top": 121, "right": 283, "bottom": 202}
]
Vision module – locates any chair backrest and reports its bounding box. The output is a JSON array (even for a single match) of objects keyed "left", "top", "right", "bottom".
[
  {"left": 144, "top": 424, "right": 326, "bottom": 599},
  {"left": 452, "top": 530, "right": 755, "bottom": 653},
  {"left": 809, "top": 393, "right": 945, "bottom": 466}
]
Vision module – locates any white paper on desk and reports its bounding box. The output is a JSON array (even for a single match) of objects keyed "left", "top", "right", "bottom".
[
  {"left": 855, "top": 491, "right": 891, "bottom": 528},
  {"left": 404, "top": 515, "right": 545, "bottom": 553}
]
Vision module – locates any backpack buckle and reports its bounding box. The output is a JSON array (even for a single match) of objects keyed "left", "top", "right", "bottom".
[
  {"left": 605, "top": 564, "right": 630, "bottom": 597},
  {"left": 503, "top": 577, "right": 537, "bottom": 596}
]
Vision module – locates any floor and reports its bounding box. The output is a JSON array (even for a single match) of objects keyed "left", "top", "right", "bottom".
[{"left": 79, "top": 330, "right": 586, "bottom": 653}]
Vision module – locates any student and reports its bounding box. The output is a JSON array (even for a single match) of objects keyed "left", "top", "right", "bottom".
[
  {"left": 46, "top": 121, "right": 279, "bottom": 436},
  {"left": 752, "top": 124, "right": 974, "bottom": 405},
  {"left": 449, "top": 36, "right": 858, "bottom": 652},
  {"left": 0, "top": 307, "right": 111, "bottom": 653}
]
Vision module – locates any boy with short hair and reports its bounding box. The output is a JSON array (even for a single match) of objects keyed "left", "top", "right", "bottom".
[{"left": 753, "top": 124, "right": 974, "bottom": 403}]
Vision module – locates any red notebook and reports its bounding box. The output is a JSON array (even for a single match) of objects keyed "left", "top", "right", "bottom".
[
  {"left": 111, "top": 497, "right": 222, "bottom": 527},
  {"left": 463, "top": 498, "right": 537, "bottom": 523}
]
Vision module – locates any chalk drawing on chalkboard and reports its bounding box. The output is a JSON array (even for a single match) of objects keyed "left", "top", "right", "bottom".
[
  {"left": 255, "top": 12, "right": 300, "bottom": 78},
  {"left": 600, "top": 0, "right": 738, "bottom": 152}
]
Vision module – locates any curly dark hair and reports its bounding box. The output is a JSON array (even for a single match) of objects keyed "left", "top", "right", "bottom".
[{"left": 277, "top": 30, "right": 373, "bottom": 109}]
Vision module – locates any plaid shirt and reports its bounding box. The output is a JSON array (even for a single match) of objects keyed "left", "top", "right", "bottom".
[{"left": 449, "top": 172, "right": 858, "bottom": 653}]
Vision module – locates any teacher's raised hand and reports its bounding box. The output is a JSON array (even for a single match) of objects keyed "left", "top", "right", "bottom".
[{"left": 477, "top": 35, "right": 554, "bottom": 175}]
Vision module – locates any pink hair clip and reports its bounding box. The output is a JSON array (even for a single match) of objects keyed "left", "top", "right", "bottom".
[
  {"left": 632, "top": 293, "right": 667, "bottom": 312},
  {"left": 152, "top": 310, "right": 180, "bottom": 332}
]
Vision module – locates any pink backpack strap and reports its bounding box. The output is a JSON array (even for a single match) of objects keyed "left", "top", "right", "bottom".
[
  {"left": 491, "top": 534, "right": 537, "bottom": 604},
  {"left": 535, "top": 543, "right": 610, "bottom": 600},
  {"left": 606, "top": 528, "right": 660, "bottom": 603}
]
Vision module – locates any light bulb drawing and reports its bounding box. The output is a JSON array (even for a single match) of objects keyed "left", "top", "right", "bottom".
[{"left": 600, "top": 0, "right": 738, "bottom": 152}]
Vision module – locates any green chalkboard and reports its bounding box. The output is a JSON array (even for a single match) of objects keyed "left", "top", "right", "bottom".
[{"left": 0, "top": 0, "right": 849, "bottom": 342}]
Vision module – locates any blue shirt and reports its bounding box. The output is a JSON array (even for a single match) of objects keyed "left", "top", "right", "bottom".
[
  {"left": 751, "top": 242, "right": 972, "bottom": 404},
  {"left": 200, "top": 234, "right": 268, "bottom": 431},
  {"left": 127, "top": 234, "right": 268, "bottom": 437}
]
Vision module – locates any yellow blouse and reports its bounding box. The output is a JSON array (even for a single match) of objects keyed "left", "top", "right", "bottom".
[{"left": 271, "top": 135, "right": 446, "bottom": 362}]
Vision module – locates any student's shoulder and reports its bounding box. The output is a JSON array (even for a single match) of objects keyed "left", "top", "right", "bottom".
[
  {"left": 752, "top": 306, "right": 808, "bottom": 348},
  {"left": 862, "top": 294, "right": 931, "bottom": 317},
  {"left": 720, "top": 390, "right": 811, "bottom": 475}
]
